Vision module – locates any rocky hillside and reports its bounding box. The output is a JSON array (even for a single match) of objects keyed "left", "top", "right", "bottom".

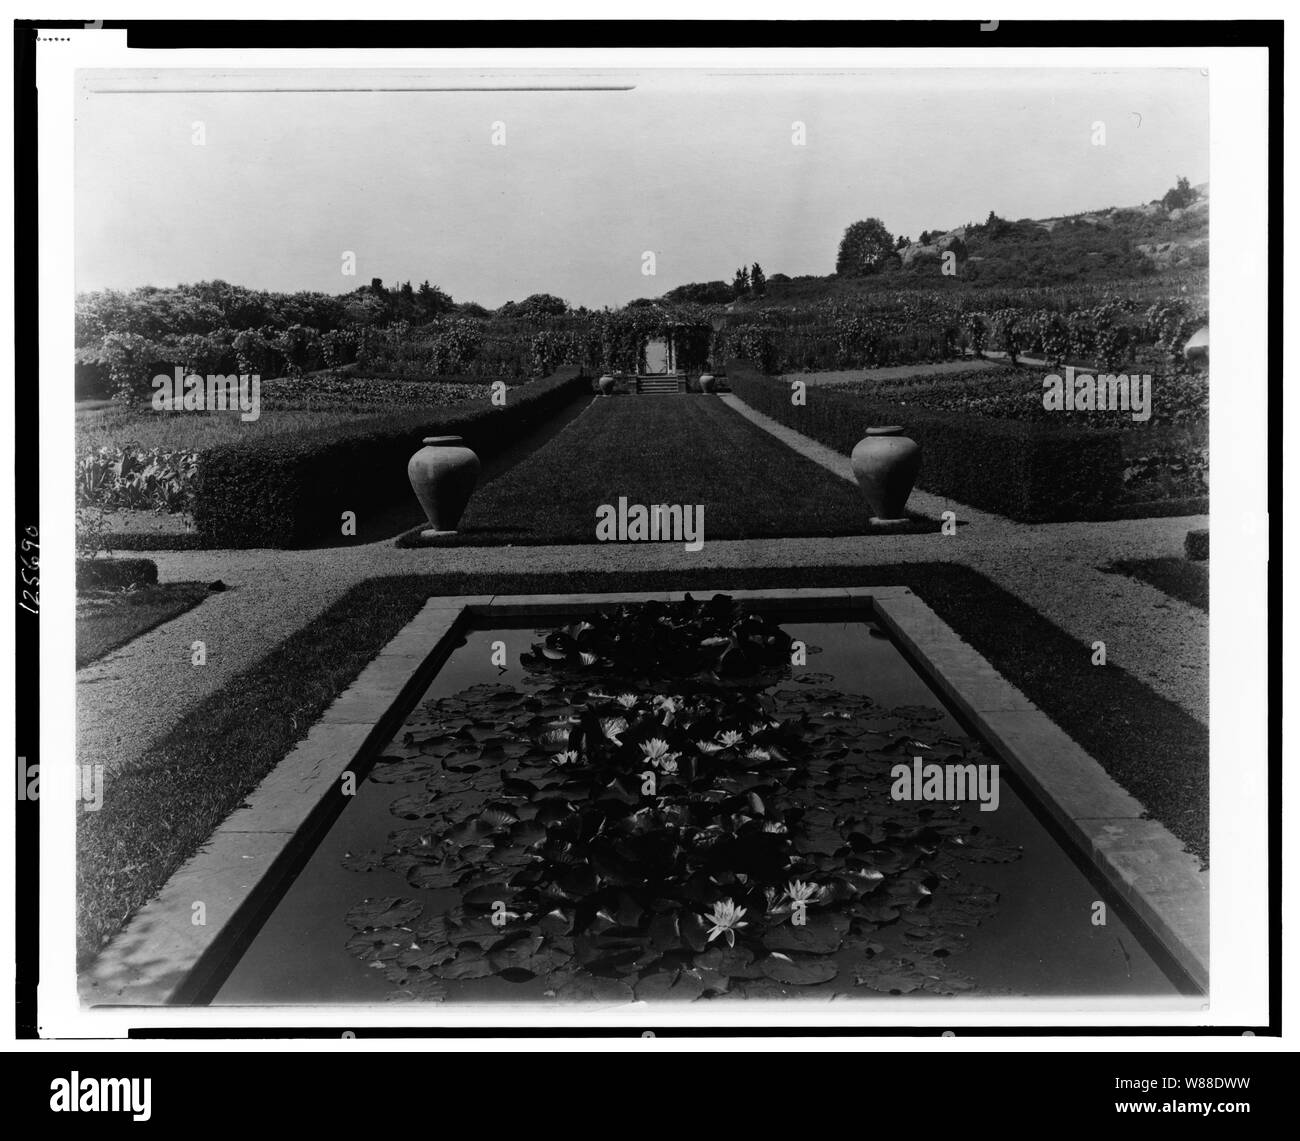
[
  {"left": 896, "top": 182, "right": 1208, "bottom": 275},
  {"left": 660, "top": 182, "right": 1209, "bottom": 308}
]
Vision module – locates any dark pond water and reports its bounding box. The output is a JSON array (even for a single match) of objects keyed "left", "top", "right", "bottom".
[{"left": 213, "top": 616, "right": 1182, "bottom": 1005}]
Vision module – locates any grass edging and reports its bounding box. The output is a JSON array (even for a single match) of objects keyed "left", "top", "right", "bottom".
[
  {"left": 1106, "top": 557, "right": 1209, "bottom": 612},
  {"left": 78, "top": 564, "right": 1209, "bottom": 969},
  {"left": 76, "top": 582, "right": 213, "bottom": 669}
]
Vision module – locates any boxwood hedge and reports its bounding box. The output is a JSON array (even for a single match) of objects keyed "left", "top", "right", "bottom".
[
  {"left": 725, "top": 360, "right": 1207, "bottom": 523},
  {"left": 76, "top": 557, "right": 159, "bottom": 590},
  {"left": 192, "top": 366, "right": 589, "bottom": 547}
]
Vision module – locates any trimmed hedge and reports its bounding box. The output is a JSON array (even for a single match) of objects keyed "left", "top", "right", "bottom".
[
  {"left": 1185, "top": 528, "right": 1209, "bottom": 561},
  {"left": 192, "top": 366, "right": 589, "bottom": 547},
  {"left": 726, "top": 359, "right": 1206, "bottom": 523},
  {"left": 76, "top": 557, "right": 158, "bottom": 590}
]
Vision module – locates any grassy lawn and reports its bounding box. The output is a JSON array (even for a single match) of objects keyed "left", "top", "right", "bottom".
[
  {"left": 407, "top": 396, "right": 932, "bottom": 546},
  {"left": 78, "top": 564, "right": 1208, "bottom": 968},
  {"left": 1107, "top": 557, "right": 1209, "bottom": 612},
  {"left": 77, "top": 582, "right": 213, "bottom": 668}
]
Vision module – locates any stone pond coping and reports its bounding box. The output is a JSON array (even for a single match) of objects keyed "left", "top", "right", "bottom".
[{"left": 79, "top": 586, "right": 1208, "bottom": 1006}]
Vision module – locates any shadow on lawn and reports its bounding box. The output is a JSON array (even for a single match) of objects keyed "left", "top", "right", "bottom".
[
  {"left": 392, "top": 509, "right": 950, "bottom": 548},
  {"left": 284, "top": 393, "right": 599, "bottom": 551}
]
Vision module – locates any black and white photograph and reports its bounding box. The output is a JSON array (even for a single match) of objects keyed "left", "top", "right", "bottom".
[{"left": 8, "top": 10, "right": 1284, "bottom": 1094}]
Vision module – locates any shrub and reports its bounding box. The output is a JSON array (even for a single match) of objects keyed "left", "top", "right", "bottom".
[
  {"left": 192, "top": 366, "right": 590, "bottom": 547},
  {"left": 726, "top": 360, "right": 1205, "bottom": 522},
  {"left": 76, "top": 557, "right": 158, "bottom": 590},
  {"left": 1185, "top": 528, "right": 1209, "bottom": 561},
  {"left": 77, "top": 446, "right": 201, "bottom": 514}
]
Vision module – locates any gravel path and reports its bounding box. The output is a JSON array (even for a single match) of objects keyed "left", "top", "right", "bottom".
[
  {"left": 78, "top": 398, "right": 1209, "bottom": 778},
  {"left": 780, "top": 359, "right": 1003, "bottom": 386}
]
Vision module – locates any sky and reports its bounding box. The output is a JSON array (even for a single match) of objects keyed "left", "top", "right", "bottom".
[{"left": 75, "top": 68, "right": 1209, "bottom": 309}]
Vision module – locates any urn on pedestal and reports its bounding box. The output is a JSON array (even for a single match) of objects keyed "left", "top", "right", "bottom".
[{"left": 407, "top": 436, "right": 481, "bottom": 537}]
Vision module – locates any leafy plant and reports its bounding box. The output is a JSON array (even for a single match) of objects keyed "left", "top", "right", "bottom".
[{"left": 521, "top": 594, "right": 794, "bottom": 682}]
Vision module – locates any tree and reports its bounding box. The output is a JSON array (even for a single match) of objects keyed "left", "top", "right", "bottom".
[
  {"left": 517, "top": 293, "right": 568, "bottom": 317},
  {"left": 835, "top": 218, "right": 894, "bottom": 276},
  {"left": 397, "top": 280, "right": 416, "bottom": 321},
  {"left": 342, "top": 291, "right": 387, "bottom": 327},
  {"left": 663, "top": 280, "right": 733, "bottom": 305},
  {"left": 731, "top": 266, "right": 750, "bottom": 298},
  {"left": 750, "top": 262, "right": 767, "bottom": 297},
  {"left": 417, "top": 280, "right": 455, "bottom": 320},
  {"left": 1161, "top": 176, "right": 1195, "bottom": 212}
]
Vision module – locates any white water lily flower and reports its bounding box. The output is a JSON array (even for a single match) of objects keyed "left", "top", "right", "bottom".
[
  {"left": 696, "top": 739, "right": 723, "bottom": 754},
  {"left": 617, "top": 693, "right": 639, "bottom": 709},
  {"left": 704, "top": 900, "right": 748, "bottom": 948},
  {"left": 639, "top": 738, "right": 671, "bottom": 760},
  {"left": 763, "top": 820, "right": 788, "bottom": 834},
  {"left": 579, "top": 651, "right": 599, "bottom": 666},
  {"left": 745, "top": 746, "right": 771, "bottom": 761},
  {"left": 652, "top": 695, "right": 679, "bottom": 713},
  {"left": 717, "top": 730, "right": 745, "bottom": 748},
  {"left": 784, "top": 879, "right": 819, "bottom": 904},
  {"left": 658, "top": 756, "right": 679, "bottom": 774},
  {"left": 541, "top": 727, "right": 570, "bottom": 748},
  {"left": 554, "top": 750, "right": 579, "bottom": 766},
  {"left": 600, "top": 717, "right": 628, "bottom": 743}
]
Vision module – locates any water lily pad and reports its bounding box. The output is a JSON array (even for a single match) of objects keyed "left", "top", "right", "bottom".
[
  {"left": 433, "top": 947, "right": 494, "bottom": 980},
  {"left": 340, "top": 848, "right": 385, "bottom": 873},
  {"left": 510, "top": 818, "right": 548, "bottom": 847},
  {"left": 546, "top": 972, "right": 636, "bottom": 1003},
  {"left": 369, "top": 756, "right": 440, "bottom": 784},
  {"left": 947, "top": 831, "right": 1023, "bottom": 864},
  {"left": 693, "top": 944, "right": 764, "bottom": 979},
  {"left": 396, "top": 941, "right": 459, "bottom": 970},
  {"left": 635, "top": 967, "right": 711, "bottom": 1002},
  {"left": 540, "top": 907, "right": 575, "bottom": 936},
  {"left": 760, "top": 953, "right": 839, "bottom": 986},
  {"left": 345, "top": 897, "right": 423, "bottom": 931},
  {"left": 385, "top": 974, "right": 449, "bottom": 1002},
  {"left": 762, "top": 913, "right": 849, "bottom": 955},
  {"left": 389, "top": 793, "right": 443, "bottom": 821},
  {"left": 345, "top": 928, "right": 411, "bottom": 963}
]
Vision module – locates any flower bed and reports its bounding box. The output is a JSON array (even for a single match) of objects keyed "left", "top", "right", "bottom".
[{"left": 343, "top": 597, "right": 1019, "bottom": 1001}]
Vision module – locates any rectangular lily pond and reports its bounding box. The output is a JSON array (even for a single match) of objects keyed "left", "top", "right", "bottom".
[{"left": 213, "top": 596, "right": 1194, "bottom": 1005}]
